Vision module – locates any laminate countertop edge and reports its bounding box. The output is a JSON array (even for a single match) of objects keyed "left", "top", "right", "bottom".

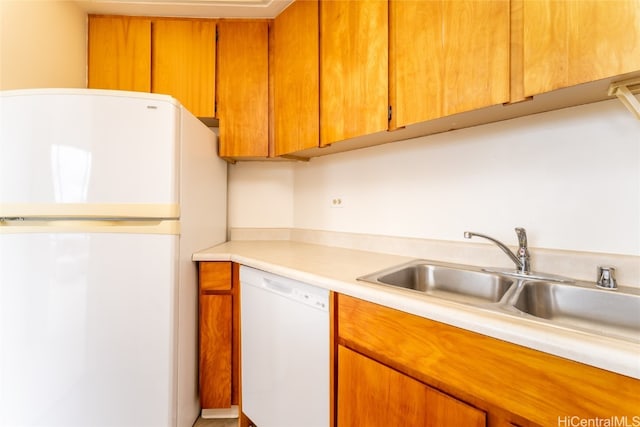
[{"left": 193, "top": 240, "right": 640, "bottom": 379}]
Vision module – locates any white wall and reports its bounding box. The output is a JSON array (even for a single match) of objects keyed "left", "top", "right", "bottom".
[
  {"left": 230, "top": 100, "right": 640, "bottom": 256},
  {"left": 0, "top": 0, "right": 86, "bottom": 90},
  {"left": 228, "top": 161, "right": 295, "bottom": 229}
]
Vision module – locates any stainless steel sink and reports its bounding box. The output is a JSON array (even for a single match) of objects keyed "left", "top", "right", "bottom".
[
  {"left": 358, "top": 260, "right": 640, "bottom": 343},
  {"left": 358, "top": 261, "right": 514, "bottom": 305},
  {"left": 513, "top": 281, "right": 640, "bottom": 342}
]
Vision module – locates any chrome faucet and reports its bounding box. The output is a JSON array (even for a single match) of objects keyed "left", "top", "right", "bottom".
[{"left": 464, "top": 227, "right": 531, "bottom": 274}]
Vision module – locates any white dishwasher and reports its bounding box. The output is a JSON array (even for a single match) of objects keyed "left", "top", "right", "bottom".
[{"left": 240, "top": 266, "right": 329, "bottom": 427}]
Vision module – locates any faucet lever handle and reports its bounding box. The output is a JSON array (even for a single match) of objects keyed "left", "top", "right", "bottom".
[{"left": 515, "top": 227, "right": 527, "bottom": 248}]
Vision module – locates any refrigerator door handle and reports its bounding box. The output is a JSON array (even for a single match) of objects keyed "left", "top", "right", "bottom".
[
  {"left": 0, "top": 203, "right": 180, "bottom": 219},
  {"left": 0, "top": 219, "right": 180, "bottom": 235}
]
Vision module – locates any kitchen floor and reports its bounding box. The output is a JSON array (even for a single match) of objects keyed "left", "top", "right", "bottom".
[{"left": 193, "top": 417, "right": 238, "bottom": 427}]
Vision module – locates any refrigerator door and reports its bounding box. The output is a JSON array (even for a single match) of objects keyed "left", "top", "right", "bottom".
[
  {"left": 0, "top": 228, "right": 179, "bottom": 427},
  {"left": 0, "top": 89, "right": 180, "bottom": 217}
]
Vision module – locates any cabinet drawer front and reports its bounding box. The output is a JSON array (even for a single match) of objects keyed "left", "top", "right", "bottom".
[
  {"left": 336, "top": 294, "right": 640, "bottom": 427},
  {"left": 199, "top": 262, "right": 232, "bottom": 291}
]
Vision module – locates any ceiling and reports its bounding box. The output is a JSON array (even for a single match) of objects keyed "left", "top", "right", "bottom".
[{"left": 75, "top": 0, "right": 294, "bottom": 18}]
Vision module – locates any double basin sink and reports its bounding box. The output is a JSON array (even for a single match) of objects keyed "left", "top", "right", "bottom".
[{"left": 358, "top": 260, "right": 640, "bottom": 343}]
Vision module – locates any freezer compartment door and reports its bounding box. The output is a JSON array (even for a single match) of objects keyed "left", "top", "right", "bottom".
[
  {"left": 0, "top": 231, "right": 179, "bottom": 427},
  {"left": 0, "top": 89, "right": 180, "bottom": 207}
]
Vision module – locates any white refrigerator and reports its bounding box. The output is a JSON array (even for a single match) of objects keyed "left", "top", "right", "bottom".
[{"left": 0, "top": 89, "right": 227, "bottom": 427}]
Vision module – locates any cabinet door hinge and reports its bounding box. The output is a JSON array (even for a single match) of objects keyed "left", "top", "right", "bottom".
[{"left": 388, "top": 105, "right": 392, "bottom": 121}]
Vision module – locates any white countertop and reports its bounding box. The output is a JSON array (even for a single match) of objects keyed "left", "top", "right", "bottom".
[{"left": 193, "top": 240, "right": 640, "bottom": 379}]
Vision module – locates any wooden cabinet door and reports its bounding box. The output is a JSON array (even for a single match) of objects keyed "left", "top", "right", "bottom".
[
  {"left": 88, "top": 16, "right": 151, "bottom": 92},
  {"left": 523, "top": 0, "right": 640, "bottom": 97},
  {"left": 199, "top": 262, "right": 240, "bottom": 409},
  {"left": 389, "top": 1, "right": 509, "bottom": 128},
  {"left": 200, "top": 294, "right": 232, "bottom": 409},
  {"left": 337, "top": 345, "right": 486, "bottom": 427},
  {"left": 152, "top": 19, "right": 216, "bottom": 117},
  {"left": 320, "top": 0, "right": 388, "bottom": 146},
  {"left": 273, "top": 0, "right": 319, "bottom": 156},
  {"left": 217, "top": 21, "right": 269, "bottom": 158}
]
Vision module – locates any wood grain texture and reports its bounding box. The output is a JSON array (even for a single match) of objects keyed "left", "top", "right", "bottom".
[
  {"left": 88, "top": 16, "right": 151, "bottom": 92},
  {"left": 320, "top": 0, "right": 388, "bottom": 146},
  {"left": 389, "top": 0, "right": 509, "bottom": 128},
  {"left": 239, "top": 413, "right": 254, "bottom": 427},
  {"left": 524, "top": 0, "right": 640, "bottom": 96},
  {"left": 199, "top": 294, "right": 232, "bottom": 409},
  {"left": 273, "top": 0, "right": 320, "bottom": 156},
  {"left": 338, "top": 345, "right": 486, "bottom": 427},
  {"left": 268, "top": 21, "right": 276, "bottom": 158},
  {"left": 198, "top": 261, "right": 238, "bottom": 409},
  {"left": 199, "top": 262, "right": 232, "bottom": 291},
  {"left": 152, "top": 19, "right": 216, "bottom": 117},
  {"left": 510, "top": 0, "right": 526, "bottom": 103},
  {"left": 337, "top": 294, "right": 640, "bottom": 427},
  {"left": 217, "top": 21, "right": 269, "bottom": 158}
]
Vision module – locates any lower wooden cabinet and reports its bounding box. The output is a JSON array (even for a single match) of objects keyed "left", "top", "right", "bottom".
[
  {"left": 337, "top": 345, "right": 485, "bottom": 426},
  {"left": 198, "top": 261, "right": 239, "bottom": 410},
  {"left": 200, "top": 293, "right": 231, "bottom": 408},
  {"left": 335, "top": 293, "right": 640, "bottom": 427}
]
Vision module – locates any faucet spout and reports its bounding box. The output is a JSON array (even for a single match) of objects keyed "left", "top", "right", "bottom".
[{"left": 464, "top": 228, "right": 531, "bottom": 274}]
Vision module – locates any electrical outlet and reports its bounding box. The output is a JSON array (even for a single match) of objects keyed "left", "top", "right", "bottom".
[{"left": 330, "top": 197, "right": 344, "bottom": 208}]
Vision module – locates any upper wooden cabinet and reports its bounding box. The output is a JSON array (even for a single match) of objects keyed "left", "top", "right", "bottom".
[
  {"left": 88, "top": 16, "right": 216, "bottom": 118},
  {"left": 272, "top": 0, "right": 319, "bottom": 157},
  {"left": 88, "top": 16, "right": 151, "bottom": 92},
  {"left": 523, "top": 0, "right": 640, "bottom": 97},
  {"left": 88, "top": 0, "right": 640, "bottom": 160},
  {"left": 217, "top": 21, "right": 269, "bottom": 159},
  {"left": 389, "top": 0, "right": 510, "bottom": 129},
  {"left": 152, "top": 19, "right": 216, "bottom": 118},
  {"left": 319, "top": 0, "right": 389, "bottom": 147}
]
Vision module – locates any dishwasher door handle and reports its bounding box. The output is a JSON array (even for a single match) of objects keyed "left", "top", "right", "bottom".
[
  {"left": 263, "top": 278, "right": 294, "bottom": 296},
  {"left": 259, "top": 277, "right": 329, "bottom": 311}
]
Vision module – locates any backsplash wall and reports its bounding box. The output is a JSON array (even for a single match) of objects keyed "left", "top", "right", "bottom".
[{"left": 230, "top": 99, "right": 640, "bottom": 256}]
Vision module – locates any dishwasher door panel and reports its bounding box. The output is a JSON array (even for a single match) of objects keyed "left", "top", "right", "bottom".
[{"left": 240, "top": 266, "right": 329, "bottom": 427}]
